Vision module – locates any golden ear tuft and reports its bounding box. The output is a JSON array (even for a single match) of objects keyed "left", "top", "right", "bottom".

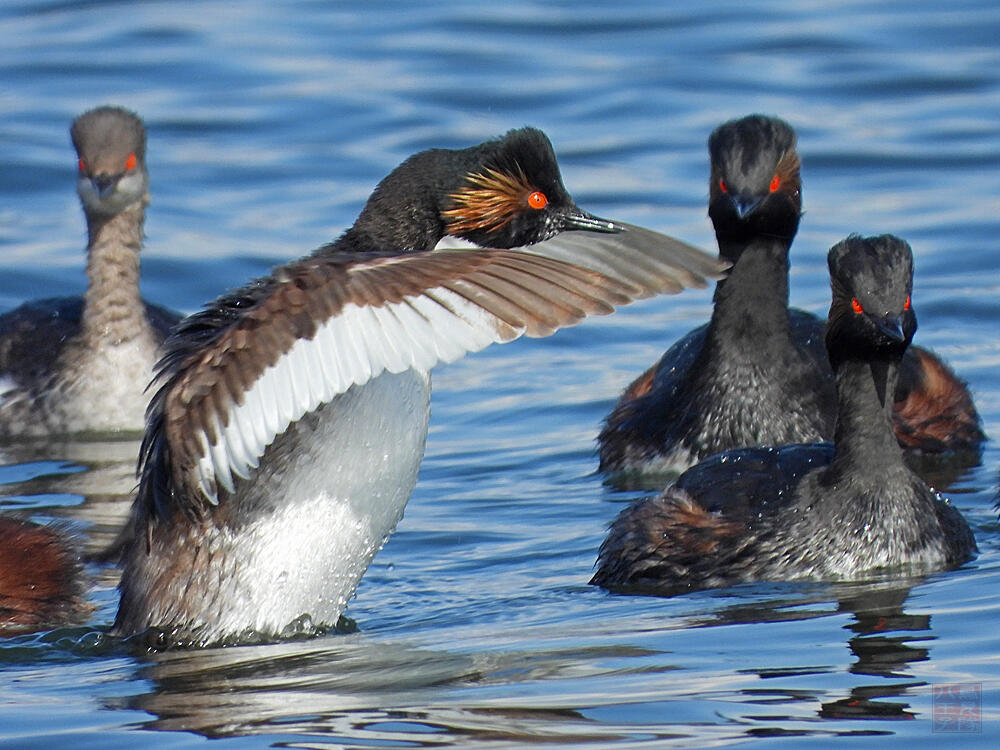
[
  {"left": 774, "top": 149, "right": 801, "bottom": 194},
  {"left": 443, "top": 166, "right": 536, "bottom": 235}
]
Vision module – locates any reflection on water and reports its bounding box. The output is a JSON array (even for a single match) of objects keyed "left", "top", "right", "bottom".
[
  {"left": 125, "top": 637, "right": 622, "bottom": 743},
  {"left": 683, "top": 581, "right": 939, "bottom": 726},
  {"left": 0, "top": 435, "right": 141, "bottom": 561},
  {"left": 819, "top": 586, "right": 929, "bottom": 722},
  {"left": 103, "top": 581, "right": 949, "bottom": 745}
]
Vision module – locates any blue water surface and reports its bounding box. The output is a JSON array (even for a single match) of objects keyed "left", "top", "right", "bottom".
[{"left": 1, "top": 1, "right": 998, "bottom": 746}]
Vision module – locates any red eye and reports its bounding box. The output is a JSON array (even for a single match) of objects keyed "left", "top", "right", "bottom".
[
  {"left": 851, "top": 297, "right": 864, "bottom": 314},
  {"left": 125, "top": 152, "right": 137, "bottom": 171},
  {"left": 527, "top": 191, "right": 547, "bottom": 210},
  {"left": 718, "top": 178, "right": 728, "bottom": 193},
  {"left": 769, "top": 174, "right": 780, "bottom": 192},
  {"left": 78, "top": 158, "right": 87, "bottom": 174},
  {"left": 904, "top": 295, "right": 911, "bottom": 310}
]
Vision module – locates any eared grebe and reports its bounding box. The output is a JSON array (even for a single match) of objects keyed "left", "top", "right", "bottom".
[
  {"left": 0, "top": 106, "right": 180, "bottom": 437},
  {"left": 598, "top": 115, "right": 984, "bottom": 479},
  {"left": 0, "top": 517, "right": 86, "bottom": 634},
  {"left": 592, "top": 235, "right": 977, "bottom": 592},
  {"left": 113, "top": 127, "right": 725, "bottom": 647}
]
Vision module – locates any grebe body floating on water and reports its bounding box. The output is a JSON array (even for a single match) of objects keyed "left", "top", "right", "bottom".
[
  {"left": 592, "top": 234, "right": 977, "bottom": 593},
  {"left": 113, "top": 127, "right": 725, "bottom": 647},
  {"left": 0, "top": 106, "right": 180, "bottom": 437},
  {"left": 0, "top": 517, "right": 86, "bottom": 635},
  {"left": 598, "top": 116, "right": 984, "bottom": 480}
]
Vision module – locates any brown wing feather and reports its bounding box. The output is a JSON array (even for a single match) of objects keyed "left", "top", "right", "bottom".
[{"left": 137, "top": 233, "right": 723, "bottom": 526}]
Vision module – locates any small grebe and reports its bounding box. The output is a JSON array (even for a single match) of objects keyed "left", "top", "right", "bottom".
[
  {"left": 598, "top": 115, "right": 984, "bottom": 479},
  {"left": 0, "top": 106, "right": 180, "bottom": 437},
  {"left": 113, "top": 127, "right": 725, "bottom": 647},
  {"left": 592, "top": 234, "right": 977, "bottom": 592},
  {"left": 0, "top": 517, "right": 86, "bottom": 634}
]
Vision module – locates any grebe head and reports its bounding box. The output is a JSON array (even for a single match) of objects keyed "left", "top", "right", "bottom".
[
  {"left": 826, "top": 234, "right": 917, "bottom": 371},
  {"left": 708, "top": 115, "right": 801, "bottom": 254},
  {"left": 346, "top": 127, "right": 620, "bottom": 254},
  {"left": 442, "top": 127, "right": 619, "bottom": 246},
  {"left": 71, "top": 106, "right": 148, "bottom": 217}
]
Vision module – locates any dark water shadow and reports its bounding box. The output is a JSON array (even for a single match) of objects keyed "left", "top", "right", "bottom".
[{"left": 691, "top": 579, "right": 937, "bottom": 727}]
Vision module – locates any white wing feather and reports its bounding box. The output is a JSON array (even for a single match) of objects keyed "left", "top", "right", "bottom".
[
  {"left": 195, "top": 287, "right": 517, "bottom": 501},
  {"left": 192, "top": 226, "right": 723, "bottom": 502}
]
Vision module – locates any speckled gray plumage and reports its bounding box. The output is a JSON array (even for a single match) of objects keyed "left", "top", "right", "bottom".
[
  {"left": 598, "top": 114, "right": 983, "bottom": 480},
  {"left": 0, "top": 106, "right": 180, "bottom": 436},
  {"left": 593, "top": 235, "right": 977, "bottom": 592}
]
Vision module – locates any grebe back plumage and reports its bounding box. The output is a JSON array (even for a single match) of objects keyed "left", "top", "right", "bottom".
[
  {"left": 593, "top": 234, "right": 977, "bottom": 592},
  {"left": 598, "top": 115, "right": 984, "bottom": 480}
]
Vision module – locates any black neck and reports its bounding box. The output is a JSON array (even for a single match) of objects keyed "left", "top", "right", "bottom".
[
  {"left": 828, "top": 355, "right": 905, "bottom": 477},
  {"left": 706, "top": 235, "right": 792, "bottom": 353},
  {"left": 319, "top": 145, "right": 485, "bottom": 256},
  {"left": 334, "top": 218, "right": 442, "bottom": 255}
]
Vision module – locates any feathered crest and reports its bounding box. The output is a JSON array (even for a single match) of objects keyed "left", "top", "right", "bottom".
[
  {"left": 774, "top": 147, "right": 801, "bottom": 196},
  {"left": 442, "top": 165, "right": 535, "bottom": 235}
]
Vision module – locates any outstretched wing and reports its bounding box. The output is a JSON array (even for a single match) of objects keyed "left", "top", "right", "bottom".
[{"left": 140, "top": 226, "right": 727, "bottom": 522}]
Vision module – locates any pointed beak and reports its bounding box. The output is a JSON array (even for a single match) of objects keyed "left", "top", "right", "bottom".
[
  {"left": 875, "top": 314, "right": 906, "bottom": 344},
  {"left": 559, "top": 207, "right": 623, "bottom": 234},
  {"left": 92, "top": 173, "right": 119, "bottom": 199},
  {"left": 729, "top": 193, "right": 763, "bottom": 220}
]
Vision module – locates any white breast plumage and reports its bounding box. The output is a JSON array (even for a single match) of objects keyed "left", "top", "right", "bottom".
[{"left": 207, "top": 368, "right": 430, "bottom": 637}]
